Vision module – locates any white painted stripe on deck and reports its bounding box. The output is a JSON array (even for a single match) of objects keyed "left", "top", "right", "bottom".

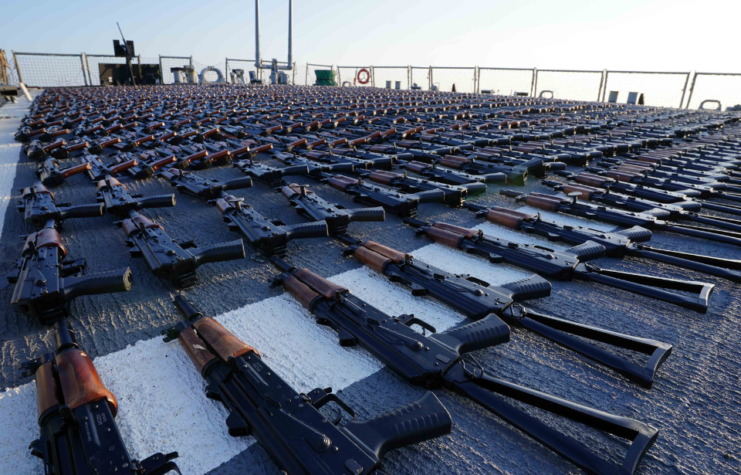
[
  {"left": 0, "top": 98, "right": 32, "bottom": 239},
  {"left": 0, "top": 258, "right": 531, "bottom": 474}
]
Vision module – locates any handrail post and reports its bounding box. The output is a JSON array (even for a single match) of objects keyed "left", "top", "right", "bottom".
[
  {"left": 371, "top": 65, "right": 375, "bottom": 88},
  {"left": 598, "top": 69, "right": 607, "bottom": 102},
  {"left": 685, "top": 71, "right": 698, "bottom": 109},
  {"left": 429, "top": 66, "right": 433, "bottom": 90},
  {"left": 84, "top": 53, "right": 93, "bottom": 86},
  {"left": 474, "top": 66, "right": 479, "bottom": 94},
  {"left": 679, "top": 71, "right": 691, "bottom": 109},
  {"left": 12, "top": 51, "right": 24, "bottom": 85},
  {"left": 80, "top": 53, "right": 88, "bottom": 86},
  {"left": 530, "top": 67, "right": 537, "bottom": 97},
  {"left": 225, "top": 58, "right": 229, "bottom": 84},
  {"left": 159, "top": 55, "right": 164, "bottom": 84}
]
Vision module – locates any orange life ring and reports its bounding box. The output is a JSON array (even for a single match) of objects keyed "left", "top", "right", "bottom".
[{"left": 356, "top": 68, "right": 370, "bottom": 85}]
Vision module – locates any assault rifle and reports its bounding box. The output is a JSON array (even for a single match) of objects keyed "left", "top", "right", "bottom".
[
  {"left": 118, "top": 211, "right": 245, "bottom": 288},
  {"left": 114, "top": 152, "right": 177, "bottom": 179},
  {"left": 96, "top": 177, "right": 176, "bottom": 217},
  {"left": 401, "top": 160, "right": 496, "bottom": 186},
  {"left": 18, "top": 182, "right": 104, "bottom": 227},
  {"left": 235, "top": 159, "right": 310, "bottom": 187},
  {"left": 37, "top": 159, "right": 92, "bottom": 187},
  {"left": 213, "top": 194, "right": 328, "bottom": 256},
  {"left": 404, "top": 220, "right": 714, "bottom": 313},
  {"left": 550, "top": 173, "right": 741, "bottom": 219},
  {"left": 541, "top": 181, "right": 741, "bottom": 234},
  {"left": 158, "top": 168, "right": 253, "bottom": 200},
  {"left": 163, "top": 296, "right": 451, "bottom": 475},
  {"left": 358, "top": 169, "right": 486, "bottom": 207},
  {"left": 463, "top": 203, "right": 741, "bottom": 283},
  {"left": 4, "top": 220, "right": 132, "bottom": 324},
  {"left": 270, "top": 258, "right": 659, "bottom": 474},
  {"left": 343, "top": 240, "right": 672, "bottom": 387},
  {"left": 499, "top": 190, "right": 741, "bottom": 247},
  {"left": 324, "top": 174, "right": 441, "bottom": 218},
  {"left": 80, "top": 153, "right": 139, "bottom": 181},
  {"left": 21, "top": 320, "right": 180, "bottom": 475},
  {"left": 279, "top": 183, "right": 385, "bottom": 240},
  {"left": 424, "top": 154, "right": 526, "bottom": 185}
]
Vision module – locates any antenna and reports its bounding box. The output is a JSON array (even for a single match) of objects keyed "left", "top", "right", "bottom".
[{"left": 117, "top": 22, "right": 137, "bottom": 86}]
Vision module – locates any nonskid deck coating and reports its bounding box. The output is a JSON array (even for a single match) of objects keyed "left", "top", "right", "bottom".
[{"left": 0, "top": 92, "right": 739, "bottom": 474}]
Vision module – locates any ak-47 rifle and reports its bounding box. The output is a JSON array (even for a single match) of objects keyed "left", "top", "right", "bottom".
[
  {"left": 323, "top": 174, "right": 441, "bottom": 218},
  {"left": 158, "top": 168, "right": 253, "bottom": 200},
  {"left": 420, "top": 154, "right": 526, "bottom": 185},
  {"left": 114, "top": 152, "right": 177, "bottom": 179},
  {"left": 401, "top": 160, "right": 495, "bottom": 186},
  {"left": 463, "top": 203, "right": 741, "bottom": 283},
  {"left": 4, "top": 220, "right": 132, "bottom": 324},
  {"left": 21, "top": 319, "right": 180, "bottom": 475},
  {"left": 96, "top": 177, "right": 176, "bottom": 217},
  {"left": 118, "top": 211, "right": 245, "bottom": 288},
  {"left": 279, "top": 183, "right": 385, "bottom": 240},
  {"left": 558, "top": 171, "right": 741, "bottom": 216},
  {"left": 542, "top": 180, "right": 741, "bottom": 234},
  {"left": 80, "top": 153, "right": 139, "bottom": 181},
  {"left": 358, "top": 169, "right": 486, "bottom": 207},
  {"left": 18, "top": 182, "right": 104, "bottom": 227},
  {"left": 343, "top": 240, "right": 672, "bottom": 387},
  {"left": 403, "top": 219, "right": 714, "bottom": 313},
  {"left": 213, "top": 194, "right": 328, "bottom": 256},
  {"left": 37, "top": 159, "right": 92, "bottom": 187},
  {"left": 235, "top": 158, "right": 310, "bottom": 187},
  {"left": 499, "top": 189, "right": 741, "bottom": 248},
  {"left": 162, "top": 296, "right": 451, "bottom": 475},
  {"left": 270, "top": 258, "right": 659, "bottom": 475}
]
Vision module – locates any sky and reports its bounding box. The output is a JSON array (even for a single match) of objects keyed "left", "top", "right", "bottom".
[{"left": 1, "top": 0, "right": 739, "bottom": 72}]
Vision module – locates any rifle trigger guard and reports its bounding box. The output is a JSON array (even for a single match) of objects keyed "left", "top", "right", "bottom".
[
  {"left": 305, "top": 387, "right": 356, "bottom": 422},
  {"left": 397, "top": 314, "right": 437, "bottom": 334}
]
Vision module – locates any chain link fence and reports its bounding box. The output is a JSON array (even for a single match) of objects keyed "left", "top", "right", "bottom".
[
  {"left": 337, "top": 66, "right": 373, "bottom": 87},
  {"left": 373, "top": 66, "right": 408, "bottom": 90},
  {"left": 601, "top": 71, "right": 691, "bottom": 108},
  {"left": 686, "top": 73, "right": 741, "bottom": 110},
  {"left": 535, "top": 69, "right": 603, "bottom": 101},
  {"left": 411, "top": 67, "right": 431, "bottom": 90},
  {"left": 6, "top": 49, "right": 741, "bottom": 110},
  {"left": 430, "top": 67, "right": 476, "bottom": 93},
  {"left": 477, "top": 67, "right": 534, "bottom": 96}
]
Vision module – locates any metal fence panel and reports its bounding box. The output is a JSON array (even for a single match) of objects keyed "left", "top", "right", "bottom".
[
  {"left": 160, "top": 56, "right": 192, "bottom": 84},
  {"left": 602, "top": 71, "right": 690, "bottom": 108},
  {"left": 306, "top": 63, "right": 335, "bottom": 86},
  {"left": 336, "top": 66, "right": 372, "bottom": 87},
  {"left": 478, "top": 68, "right": 534, "bottom": 96},
  {"left": 411, "top": 67, "right": 430, "bottom": 90},
  {"left": 15, "top": 52, "right": 87, "bottom": 87},
  {"left": 535, "top": 69, "right": 603, "bottom": 101},
  {"left": 686, "top": 73, "right": 741, "bottom": 110},
  {"left": 431, "top": 67, "right": 475, "bottom": 93},
  {"left": 224, "top": 59, "right": 257, "bottom": 85},
  {"left": 373, "top": 66, "right": 409, "bottom": 90}
]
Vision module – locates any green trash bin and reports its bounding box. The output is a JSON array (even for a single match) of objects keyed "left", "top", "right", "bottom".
[{"left": 314, "top": 69, "right": 336, "bottom": 86}]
